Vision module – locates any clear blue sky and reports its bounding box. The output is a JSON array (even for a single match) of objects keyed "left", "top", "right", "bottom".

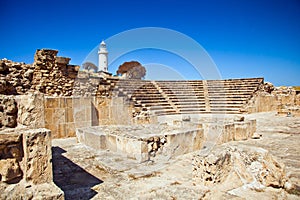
[{"left": 1, "top": 0, "right": 299, "bottom": 86}]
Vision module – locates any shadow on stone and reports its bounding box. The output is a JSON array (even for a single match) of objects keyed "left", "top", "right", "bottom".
[{"left": 52, "top": 146, "right": 103, "bottom": 200}]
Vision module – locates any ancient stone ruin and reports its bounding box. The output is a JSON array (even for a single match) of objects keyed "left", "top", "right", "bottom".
[{"left": 0, "top": 49, "right": 299, "bottom": 199}]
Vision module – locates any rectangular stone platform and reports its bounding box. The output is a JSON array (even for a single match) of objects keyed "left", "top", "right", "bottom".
[{"left": 76, "top": 124, "right": 204, "bottom": 162}]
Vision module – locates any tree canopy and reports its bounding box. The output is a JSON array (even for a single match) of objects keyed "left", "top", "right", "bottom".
[
  {"left": 116, "top": 61, "right": 146, "bottom": 79},
  {"left": 82, "top": 62, "right": 98, "bottom": 72}
]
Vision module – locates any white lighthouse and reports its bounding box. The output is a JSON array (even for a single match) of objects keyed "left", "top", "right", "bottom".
[{"left": 98, "top": 40, "right": 108, "bottom": 72}]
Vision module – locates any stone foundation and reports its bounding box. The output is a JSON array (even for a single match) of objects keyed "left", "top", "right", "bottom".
[
  {"left": 76, "top": 124, "right": 204, "bottom": 162},
  {"left": 0, "top": 128, "right": 64, "bottom": 199}
]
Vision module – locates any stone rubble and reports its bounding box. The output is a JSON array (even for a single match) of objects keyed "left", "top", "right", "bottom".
[
  {"left": 0, "top": 96, "right": 18, "bottom": 128},
  {"left": 0, "top": 128, "right": 64, "bottom": 199},
  {"left": 0, "top": 49, "right": 79, "bottom": 96},
  {"left": 0, "top": 49, "right": 299, "bottom": 199},
  {"left": 193, "top": 144, "right": 287, "bottom": 194}
]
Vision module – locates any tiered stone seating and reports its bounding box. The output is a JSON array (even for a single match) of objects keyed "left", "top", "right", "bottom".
[
  {"left": 155, "top": 80, "right": 207, "bottom": 114},
  {"left": 101, "top": 78, "right": 177, "bottom": 115},
  {"left": 130, "top": 82, "right": 177, "bottom": 115},
  {"left": 206, "top": 78, "right": 263, "bottom": 114},
  {"left": 99, "top": 77, "right": 264, "bottom": 116}
]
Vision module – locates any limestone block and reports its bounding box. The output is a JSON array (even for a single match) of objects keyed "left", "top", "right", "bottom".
[
  {"left": 0, "top": 158, "right": 22, "bottom": 182},
  {"left": 65, "top": 108, "right": 74, "bottom": 123},
  {"left": 0, "top": 60, "right": 9, "bottom": 72},
  {"left": 296, "top": 94, "right": 300, "bottom": 106},
  {"left": 234, "top": 115, "right": 244, "bottom": 122},
  {"left": 115, "top": 136, "right": 147, "bottom": 162},
  {"left": 66, "top": 122, "right": 76, "bottom": 137},
  {"left": 57, "top": 124, "right": 66, "bottom": 138},
  {"left": 3, "top": 98, "right": 18, "bottom": 114},
  {"left": 53, "top": 108, "right": 66, "bottom": 124},
  {"left": 167, "top": 130, "right": 199, "bottom": 156},
  {"left": 3, "top": 115, "right": 17, "bottom": 128},
  {"left": 233, "top": 122, "right": 248, "bottom": 141},
  {"left": 85, "top": 131, "right": 102, "bottom": 150},
  {"left": 75, "top": 129, "right": 85, "bottom": 143},
  {"left": 248, "top": 119, "right": 256, "bottom": 138},
  {"left": 106, "top": 134, "right": 117, "bottom": 152},
  {"left": 23, "top": 128, "right": 52, "bottom": 184},
  {"left": 0, "top": 132, "right": 23, "bottom": 160},
  {"left": 223, "top": 123, "right": 235, "bottom": 143},
  {"left": 0, "top": 96, "right": 18, "bottom": 128},
  {"left": 55, "top": 56, "right": 71, "bottom": 65},
  {"left": 193, "top": 129, "right": 204, "bottom": 151},
  {"left": 16, "top": 94, "right": 45, "bottom": 128}
]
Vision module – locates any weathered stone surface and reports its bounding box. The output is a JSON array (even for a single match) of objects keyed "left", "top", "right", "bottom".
[
  {"left": 0, "top": 158, "right": 22, "bottom": 183},
  {"left": 0, "top": 131, "right": 23, "bottom": 183},
  {"left": 0, "top": 59, "right": 33, "bottom": 95},
  {"left": 0, "top": 128, "right": 64, "bottom": 199},
  {"left": 234, "top": 115, "right": 245, "bottom": 122},
  {"left": 193, "top": 144, "right": 287, "bottom": 189},
  {"left": 15, "top": 94, "right": 45, "bottom": 128},
  {"left": 77, "top": 125, "right": 204, "bottom": 163},
  {"left": 262, "top": 82, "right": 275, "bottom": 93},
  {"left": 0, "top": 96, "right": 18, "bottom": 129},
  {"left": 233, "top": 121, "right": 249, "bottom": 140},
  {"left": 0, "top": 181, "right": 64, "bottom": 200},
  {"left": 31, "top": 49, "right": 79, "bottom": 96},
  {"left": 0, "top": 49, "right": 79, "bottom": 96},
  {"left": 23, "top": 128, "right": 52, "bottom": 184}
]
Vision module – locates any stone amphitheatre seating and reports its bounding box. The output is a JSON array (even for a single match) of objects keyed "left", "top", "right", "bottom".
[{"left": 99, "top": 77, "right": 264, "bottom": 116}]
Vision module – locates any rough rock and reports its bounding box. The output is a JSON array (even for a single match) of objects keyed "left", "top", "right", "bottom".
[
  {"left": 0, "top": 128, "right": 64, "bottom": 199},
  {"left": 0, "top": 158, "right": 22, "bottom": 183},
  {"left": 16, "top": 94, "right": 45, "bottom": 128},
  {"left": 23, "top": 128, "right": 52, "bottom": 184},
  {"left": 0, "top": 96, "right": 18, "bottom": 128},
  {"left": 262, "top": 82, "right": 275, "bottom": 93},
  {"left": 252, "top": 132, "right": 262, "bottom": 139},
  {"left": 0, "top": 181, "right": 64, "bottom": 200},
  {"left": 193, "top": 144, "right": 287, "bottom": 190},
  {"left": 0, "top": 50, "right": 79, "bottom": 96},
  {"left": 234, "top": 115, "right": 245, "bottom": 122}
]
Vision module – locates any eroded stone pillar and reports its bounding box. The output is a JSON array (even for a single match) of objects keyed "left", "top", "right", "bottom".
[{"left": 23, "top": 128, "right": 52, "bottom": 184}]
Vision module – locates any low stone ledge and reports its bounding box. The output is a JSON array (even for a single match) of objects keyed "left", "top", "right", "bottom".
[{"left": 76, "top": 124, "right": 204, "bottom": 163}]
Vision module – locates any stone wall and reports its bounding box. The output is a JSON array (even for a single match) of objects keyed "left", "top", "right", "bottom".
[
  {"left": 0, "top": 94, "right": 45, "bottom": 130},
  {"left": 44, "top": 97, "right": 95, "bottom": 138},
  {"left": 0, "top": 95, "right": 18, "bottom": 129},
  {"left": 0, "top": 128, "right": 64, "bottom": 199},
  {"left": 190, "top": 117, "right": 257, "bottom": 145},
  {"left": 15, "top": 94, "right": 45, "bottom": 128},
  {"left": 273, "top": 87, "right": 300, "bottom": 116},
  {"left": 243, "top": 92, "right": 278, "bottom": 113},
  {"left": 73, "top": 72, "right": 102, "bottom": 97},
  {"left": 0, "top": 59, "right": 33, "bottom": 95},
  {"left": 0, "top": 94, "right": 96, "bottom": 139},
  {"left": 95, "top": 97, "right": 133, "bottom": 125},
  {"left": 0, "top": 128, "right": 52, "bottom": 184},
  {"left": 0, "top": 49, "right": 79, "bottom": 96},
  {"left": 31, "top": 49, "right": 79, "bottom": 96}
]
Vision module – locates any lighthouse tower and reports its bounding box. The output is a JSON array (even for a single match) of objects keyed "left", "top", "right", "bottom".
[{"left": 98, "top": 40, "right": 108, "bottom": 72}]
